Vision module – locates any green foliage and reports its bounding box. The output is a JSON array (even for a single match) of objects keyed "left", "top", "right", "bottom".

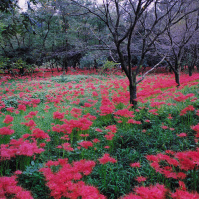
[{"left": 103, "top": 61, "right": 120, "bottom": 70}]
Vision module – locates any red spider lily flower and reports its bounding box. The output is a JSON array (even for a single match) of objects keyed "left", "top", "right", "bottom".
[
  {"left": 32, "top": 128, "right": 50, "bottom": 140},
  {"left": 92, "top": 91, "right": 99, "bottom": 97},
  {"left": 83, "top": 103, "right": 93, "bottom": 107},
  {"left": 80, "top": 134, "right": 89, "bottom": 137},
  {"left": 0, "top": 176, "right": 33, "bottom": 198},
  {"left": 135, "top": 176, "right": 147, "bottom": 183},
  {"left": 98, "top": 153, "right": 117, "bottom": 164},
  {"left": 0, "top": 138, "right": 44, "bottom": 161},
  {"left": 191, "top": 123, "right": 199, "bottom": 133},
  {"left": 178, "top": 181, "right": 186, "bottom": 191},
  {"left": 171, "top": 189, "right": 199, "bottom": 199},
  {"left": 21, "top": 119, "right": 37, "bottom": 130},
  {"left": 95, "top": 128, "right": 103, "bottom": 132},
  {"left": 161, "top": 124, "right": 168, "bottom": 130},
  {"left": 39, "top": 143, "right": 46, "bottom": 148},
  {"left": 57, "top": 143, "right": 74, "bottom": 151},
  {"left": 78, "top": 141, "right": 93, "bottom": 149},
  {"left": 105, "top": 125, "right": 117, "bottom": 133},
  {"left": 130, "top": 162, "right": 141, "bottom": 168},
  {"left": 114, "top": 109, "right": 134, "bottom": 118},
  {"left": 177, "top": 133, "right": 187, "bottom": 137},
  {"left": 14, "top": 170, "right": 23, "bottom": 175},
  {"left": 104, "top": 146, "right": 110, "bottom": 149},
  {"left": 145, "top": 119, "right": 150, "bottom": 123},
  {"left": 6, "top": 107, "right": 15, "bottom": 112},
  {"left": 18, "top": 104, "right": 26, "bottom": 111},
  {"left": 93, "top": 138, "right": 100, "bottom": 143},
  {"left": 135, "top": 184, "right": 168, "bottom": 199},
  {"left": 39, "top": 158, "right": 99, "bottom": 199},
  {"left": 3, "top": 115, "right": 14, "bottom": 124},
  {"left": 167, "top": 114, "right": 173, "bottom": 119},
  {"left": 0, "top": 127, "right": 14, "bottom": 135},
  {"left": 24, "top": 111, "right": 38, "bottom": 119},
  {"left": 127, "top": 119, "right": 142, "bottom": 124},
  {"left": 122, "top": 184, "right": 168, "bottom": 199},
  {"left": 53, "top": 111, "right": 65, "bottom": 119},
  {"left": 104, "top": 133, "right": 114, "bottom": 140},
  {"left": 122, "top": 193, "right": 142, "bottom": 199},
  {"left": 180, "top": 105, "right": 195, "bottom": 116}
]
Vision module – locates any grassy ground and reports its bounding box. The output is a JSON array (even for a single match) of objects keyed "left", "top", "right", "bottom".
[{"left": 0, "top": 72, "right": 199, "bottom": 198}]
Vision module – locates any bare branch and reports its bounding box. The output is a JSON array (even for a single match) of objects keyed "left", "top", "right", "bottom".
[{"left": 136, "top": 55, "right": 167, "bottom": 84}]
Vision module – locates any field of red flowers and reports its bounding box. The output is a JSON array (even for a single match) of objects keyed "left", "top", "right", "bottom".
[{"left": 0, "top": 70, "right": 199, "bottom": 199}]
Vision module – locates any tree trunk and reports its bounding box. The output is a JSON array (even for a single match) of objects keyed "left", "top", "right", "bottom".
[
  {"left": 129, "top": 79, "right": 137, "bottom": 107},
  {"left": 188, "top": 66, "right": 192, "bottom": 76},
  {"left": 174, "top": 71, "right": 180, "bottom": 87}
]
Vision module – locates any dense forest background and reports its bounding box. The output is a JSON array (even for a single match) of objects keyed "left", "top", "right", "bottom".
[{"left": 0, "top": 0, "right": 199, "bottom": 77}]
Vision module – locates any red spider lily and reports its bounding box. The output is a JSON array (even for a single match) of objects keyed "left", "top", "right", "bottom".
[
  {"left": 32, "top": 128, "right": 50, "bottom": 140},
  {"left": 171, "top": 189, "right": 199, "bottom": 199},
  {"left": 105, "top": 125, "right": 117, "bottom": 133},
  {"left": 93, "top": 138, "right": 100, "bottom": 143},
  {"left": 127, "top": 119, "right": 142, "bottom": 124},
  {"left": 0, "top": 127, "right": 14, "bottom": 135},
  {"left": 191, "top": 123, "right": 199, "bottom": 133},
  {"left": 0, "top": 138, "right": 44, "bottom": 161},
  {"left": 180, "top": 105, "right": 195, "bottom": 116},
  {"left": 150, "top": 101, "right": 166, "bottom": 108},
  {"left": 83, "top": 113, "right": 97, "bottom": 121},
  {"left": 104, "top": 133, "right": 114, "bottom": 140},
  {"left": 21, "top": 119, "right": 37, "bottom": 130},
  {"left": 146, "top": 149, "right": 199, "bottom": 179},
  {"left": 145, "top": 119, "right": 150, "bottom": 122},
  {"left": 177, "top": 133, "right": 187, "bottom": 137},
  {"left": 24, "top": 111, "right": 38, "bottom": 119},
  {"left": 100, "top": 97, "right": 115, "bottom": 116},
  {"left": 57, "top": 143, "right": 74, "bottom": 151},
  {"left": 92, "top": 91, "right": 98, "bottom": 97},
  {"left": 18, "top": 104, "right": 26, "bottom": 111},
  {"left": 78, "top": 141, "right": 93, "bottom": 149},
  {"left": 175, "top": 150, "right": 199, "bottom": 171},
  {"left": 130, "top": 162, "right": 141, "bottom": 168},
  {"left": 174, "top": 93, "right": 195, "bottom": 102},
  {"left": 70, "top": 108, "right": 82, "bottom": 118},
  {"left": 6, "top": 107, "right": 14, "bottom": 112},
  {"left": 0, "top": 176, "right": 33, "bottom": 199},
  {"left": 122, "top": 184, "right": 168, "bottom": 199},
  {"left": 161, "top": 124, "right": 168, "bottom": 130},
  {"left": 98, "top": 153, "right": 117, "bottom": 164},
  {"left": 135, "top": 176, "right": 147, "bottom": 183},
  {"left": 53, "top": 111, "right": 65, "bottom": 119},
  {"left": 178, "top": 181, "right": 186, "bottom": 191},
  {"left": 39, "top": 159, "right": 102, "bottom": 199},
  {"left": 114, "top": 109, "right": 134, "bottom": 118},
  {"left": 95, "top": 128, "right": 103, "bottom": 132}
]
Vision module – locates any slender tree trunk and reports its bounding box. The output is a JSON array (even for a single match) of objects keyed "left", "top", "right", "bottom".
[
  {"left": 188, "top": 66, "right": 192, "bottom": 76},
  {"left": 129, "top": 78, "right": 137, "bottom": 107},
  {"left": 174, "top": 69, "right": 180, "bottom": 87}
]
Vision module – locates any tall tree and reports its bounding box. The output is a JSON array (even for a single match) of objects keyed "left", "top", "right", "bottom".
[{"left": 70, "top": 0, "right": 195, "bottom": 106}]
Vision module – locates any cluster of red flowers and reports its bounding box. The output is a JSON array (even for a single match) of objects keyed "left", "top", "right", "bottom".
[
  {"left": 122, "top": 183, "right": 199, "bottom": 199},
  {"left": 146, "top": 148, "right": 199, "bottom": 179},
  {"left": 39, "top": 158, "right": 105, "bottom": 199},
  {"left": 180, "top": 105, "right": 195, "bottom": 116},
  {"left": 0, "top": 176, "right": 33, "bottom": 199},
  {"left": 0, "top": 138, "right": 44, "bottom": 161},
  {"left": 98, "top": 153, "right": 117, "bottom": 164},
  {"left": 52, "top": 116, "right": 93, "bottom": 135},
  {"left": 0, "top": 126, "right": 14, "bottom": 136}
]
